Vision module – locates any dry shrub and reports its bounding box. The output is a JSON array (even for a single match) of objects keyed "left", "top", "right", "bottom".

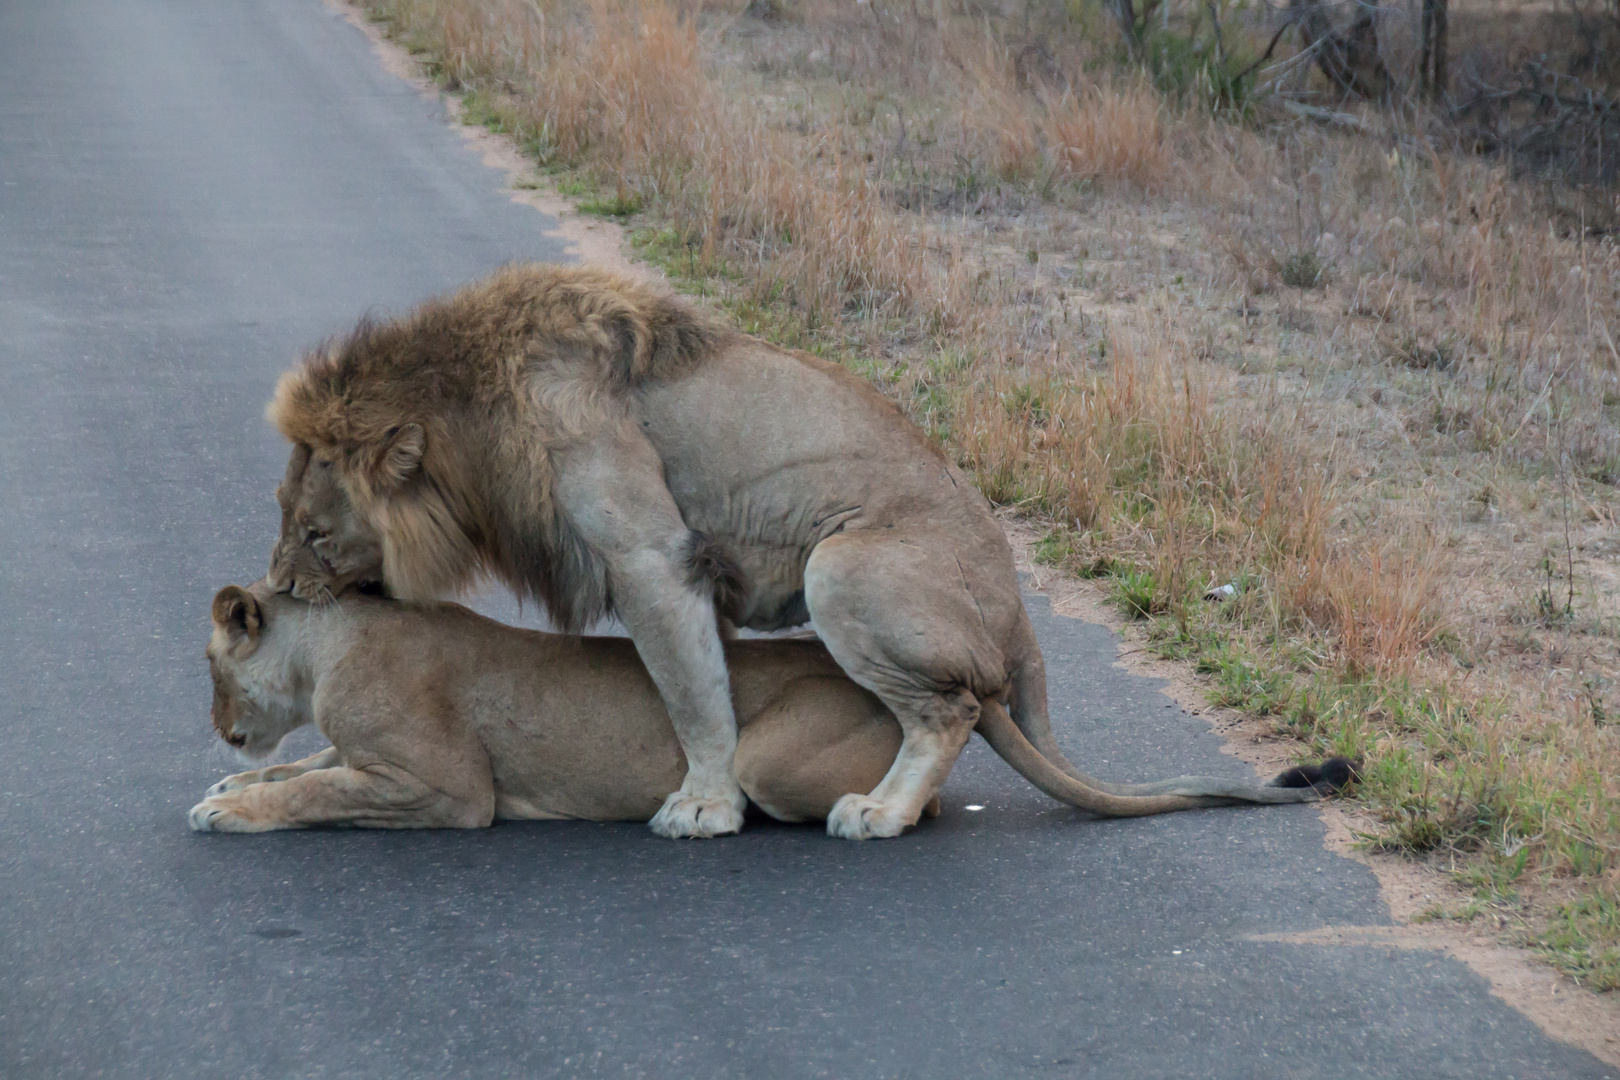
[
  {"left": 1288, "top": 536, "right": 1450, "bottom": 676},
  {"left": 950, "top": 327, "right": 1449, "bottom": 672},
  {"left": 948, "top": 333, "right": 1223, "bottom": 532},
  {"left": 1041, "top": 82, "right": 1169, "bottom": 187},
  {"left": 952, "top": 36, "right": 1043, "bottom": 181},
  {"left": 945, "top": 33, "right": 1168, "bottom": 189}
]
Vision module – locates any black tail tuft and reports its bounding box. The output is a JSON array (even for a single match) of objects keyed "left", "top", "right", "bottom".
[
  {"left": 1267, "top": 756, "right": 1361, "bottom": 793},
  {"left": 684, "top": 531, "right": 750, "bottom": 622}
]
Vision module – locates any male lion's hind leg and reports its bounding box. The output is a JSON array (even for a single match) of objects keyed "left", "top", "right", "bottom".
[
  {"left": 825, "top": 688, "right": 979, "bottom": 840},
  {"left": 189, "top": 763, "right": 493, "bottom": 832},
  {"left": 803, "top": 532, "right": 1007, "bottom": 840},
  {"left": 205, "top": 746, "right": 341, "bottom": 798}
]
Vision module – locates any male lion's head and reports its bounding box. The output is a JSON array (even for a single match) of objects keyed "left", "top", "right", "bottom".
[{"left": 267, "top": 442, "right": 389, "bottom": 602}]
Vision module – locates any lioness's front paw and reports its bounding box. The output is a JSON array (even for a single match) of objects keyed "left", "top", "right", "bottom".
[
  {"left": 649, "top": 789, "right": 745, "bottom": 839},
  {"left": 205, "top": 771, "right": 263, "bottom": 798},
  {"left": 827, "top": 793, "right": 909, "bottom": 840},
  {"left": 188, "top": 799, "right": 235, "bottom": 832},
  {"left": 188, "top": 797, "right": 270, "bottom": 833}
]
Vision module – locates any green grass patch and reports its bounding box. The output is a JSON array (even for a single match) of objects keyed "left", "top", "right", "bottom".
[
  {"left": 1276, "top": 250, "right": 1327, "bottom": 289},
  {"left": 578, "top": 192, "right": 644, "bottom": 218},
  {"left": 554, "top": 175, "right": 598, "bottom": 197},
  {"left": 1536, "top": 887, "right": 1620, "bottom": 991},
  {"left": 1109, "top": 566, "right": 1162, "bottom": 619}
]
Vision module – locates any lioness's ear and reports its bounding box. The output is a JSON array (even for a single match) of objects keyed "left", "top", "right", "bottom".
[
  {"left": 368, "top": 423, "right": 424, "bottom": 491},
  {"left": 211, "top": 586, "right": 263, "bottom": 647}
]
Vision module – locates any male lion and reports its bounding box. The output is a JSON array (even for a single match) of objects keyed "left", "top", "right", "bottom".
[
  {"left": 265, "top": 264, "right": 1331, "bottom": 840},
  {"left": 189, "top": 584, "right": 1347, "bottom": 832}
]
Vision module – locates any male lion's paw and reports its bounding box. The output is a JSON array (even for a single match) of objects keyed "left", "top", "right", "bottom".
[
  {"left": 649, "top": 790, "right": 745, "bottom": 839},
  {"left": 826, "top": 793, "right": 908, "bottom": 840}
]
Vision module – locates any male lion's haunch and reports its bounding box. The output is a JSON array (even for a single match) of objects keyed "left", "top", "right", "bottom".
[
  {"left": 264, "top": 263, "right": 1342, "bottom": 840},
  {"left": 190, "top": 585, "right": 1354, "bottom": 834}
]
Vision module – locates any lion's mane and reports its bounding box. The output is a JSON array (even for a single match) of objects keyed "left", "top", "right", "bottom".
[{"left": 267, "top": 264, "right": 731, "bottom": 631}]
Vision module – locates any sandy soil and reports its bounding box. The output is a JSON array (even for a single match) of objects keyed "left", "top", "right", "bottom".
[{"left": 324, "top": 0, "right": 1620, "bottom": 1063}]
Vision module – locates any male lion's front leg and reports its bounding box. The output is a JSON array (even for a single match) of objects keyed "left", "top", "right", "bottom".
[
  {"left": 614, "top": 552, "right": 746, "bottom": 838},
  {"left": 559, "top": 430, "right": 745, "bottom": 839},
  {"left": 205, "top": 746, "right": 341, "bottom": 797},
  {"left": 189, "top": 763, "right": 494, "bottom": 832}
]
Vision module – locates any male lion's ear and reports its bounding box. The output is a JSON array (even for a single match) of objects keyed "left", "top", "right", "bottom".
[
  {"left": 368, "top": 423, "right": 425, "bottom": 491},
  {"left": 211, "top": 586, "right": 263, "bottom": 647}
]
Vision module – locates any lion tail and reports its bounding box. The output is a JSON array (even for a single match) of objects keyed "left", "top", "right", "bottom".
[
  {"left": 976, "top": 697, "right": 1354, "bottom": 818},
  {"left": 1004, "top": 620, "right": 1150, "bottom": 795}
]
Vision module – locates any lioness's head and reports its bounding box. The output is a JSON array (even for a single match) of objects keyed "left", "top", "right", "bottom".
[
  {"left": 206, "top": 584, "right": 309, "bottom": 759},
  {"left": 266, "top": 442, "right": 391, "bottom": 601}
]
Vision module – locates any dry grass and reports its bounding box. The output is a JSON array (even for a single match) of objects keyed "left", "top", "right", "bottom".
[
  {"left": 1041, "top": 83, "right": 1170, "bottom": 186},
  {"left": 422, "top": 0, "right": 934, "bottom": 328},
  {"left": 363, "top": 0, "right": 1620, "bottom": 988}
]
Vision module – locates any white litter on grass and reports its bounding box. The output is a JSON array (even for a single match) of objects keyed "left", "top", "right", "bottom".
[
  {"left": 964, "top": 804, "right": 985, "bottom": 812},
  {"left": 1203, "top": 583, "right": 1238, "bottom": 601}
]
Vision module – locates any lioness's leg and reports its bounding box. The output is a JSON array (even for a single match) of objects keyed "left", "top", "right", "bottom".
[
  {"left": 188, "top": 762, "right": 494, "bottom": 832},
  {"left": 557, "top": 428, "right": 745, "bottom": 839},
  {"left": 803, "top": 532, "right": 1009, "bottom": 839},
  {"left": 735, "top": 676, "right": 902, "bottom": 823},
  {"left": 205, "top": 746, "right": 341, "bottom": 797}
]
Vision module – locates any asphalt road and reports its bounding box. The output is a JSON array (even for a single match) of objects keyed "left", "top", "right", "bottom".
[{"left": 0, "top": 2, "right": 1612, "bottom": 1077}]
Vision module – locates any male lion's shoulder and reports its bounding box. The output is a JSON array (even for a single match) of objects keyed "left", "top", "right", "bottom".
[{"left": 781, "top": 346, "right": 918, "bottom": 425}]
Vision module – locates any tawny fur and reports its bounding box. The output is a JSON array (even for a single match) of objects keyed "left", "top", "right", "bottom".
[
  {"left": 264, "top": 263, "right": 1348, "bottom": 841},
  {"left": 190, "top": 586, "right": 1338, "bottom": 834},
  {"left": 269, "top": 264, "right": 729, "bottom": 629}
]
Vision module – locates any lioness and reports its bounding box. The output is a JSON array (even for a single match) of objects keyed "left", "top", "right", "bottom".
[
  {"left": 265, "top": 264, "right": 1326, "bottom": 840},
  {"left": 190, "top": 584, "right": 1345, "bottom": 833}
]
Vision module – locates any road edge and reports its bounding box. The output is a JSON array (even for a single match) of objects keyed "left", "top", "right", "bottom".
[{"left": 1001, "top": 513, "right": 1620, "bottom": 1068}]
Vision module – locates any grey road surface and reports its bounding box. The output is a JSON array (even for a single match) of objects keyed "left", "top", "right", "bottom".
[{"left": 0, "top": 2, "right": 1611, "bottom": 1078}]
